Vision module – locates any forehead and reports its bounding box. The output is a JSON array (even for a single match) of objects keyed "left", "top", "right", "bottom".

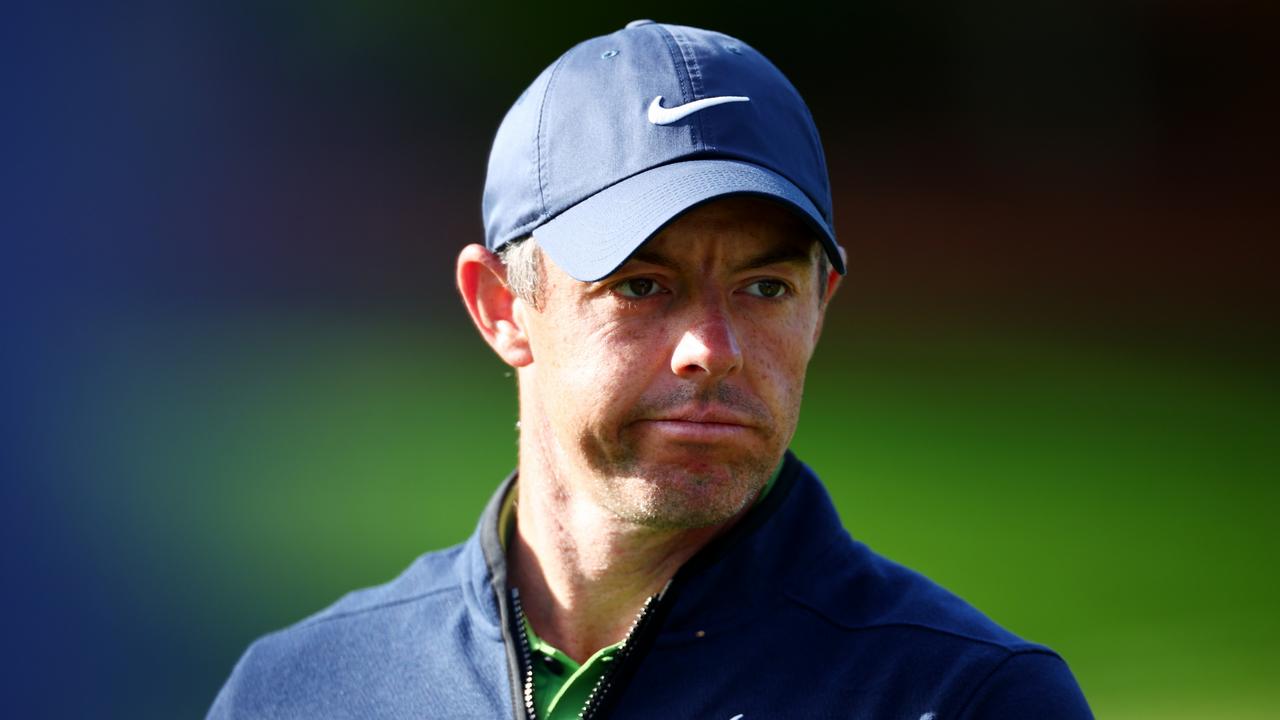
[{"left": 625, "top": 196, "right": 821, "bottom": 268}]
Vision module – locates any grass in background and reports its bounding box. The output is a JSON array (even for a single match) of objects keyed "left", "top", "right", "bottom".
[{"left": 73, "top": 307, "right": 1277, "bottom": 717}]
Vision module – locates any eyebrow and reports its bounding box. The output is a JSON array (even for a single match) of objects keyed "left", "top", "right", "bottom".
[
  {"left": 737, "top": 247, "right": 816, "bottom": 271},
  {"left": 628, "top": 244, "right": 816, "bottom": 273}
]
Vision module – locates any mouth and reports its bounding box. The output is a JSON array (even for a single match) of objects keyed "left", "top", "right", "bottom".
[{"left": 632, "top": 407, "right": 758, "bottom": 442}]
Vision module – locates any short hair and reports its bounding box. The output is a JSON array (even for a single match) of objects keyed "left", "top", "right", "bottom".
[
  {"left": 497, "top": 236, "right": 545, "bottom": 309},
  {"left": 497, "top": 234, "right": 829, "bottom": 308}
]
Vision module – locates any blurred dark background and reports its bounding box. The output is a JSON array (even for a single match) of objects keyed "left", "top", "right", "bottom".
[{"left": 3, "top": 1, "right": 1277, "bottom": 717}]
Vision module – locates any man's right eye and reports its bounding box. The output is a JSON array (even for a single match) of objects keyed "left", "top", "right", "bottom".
[{"left": 615, "top": 278, "right": 664, "bottom": 299}]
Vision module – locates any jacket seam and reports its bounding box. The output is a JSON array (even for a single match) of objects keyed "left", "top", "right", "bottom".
[
  {"left": 297, "top": 584, "right": 462, "bottom": 629},
  {"left": 783, "top": 590, "right": 1057, "bottom": 654},
  {"left": 953, "top": 647, "right": 1067, "bottom": 718}
]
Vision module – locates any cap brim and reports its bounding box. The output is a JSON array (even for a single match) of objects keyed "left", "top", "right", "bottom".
[{"left": 531, "top": 159, "right": 843, "bottom": 281}]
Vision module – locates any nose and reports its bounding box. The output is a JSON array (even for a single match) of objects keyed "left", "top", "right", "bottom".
[{"left": 670, "top": 303, "right": 743, "bottom": 380}]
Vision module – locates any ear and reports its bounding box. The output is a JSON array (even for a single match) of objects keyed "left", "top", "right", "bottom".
[
  {"left": 813, "top": 244, "right": 847, "bottom": 342},
  {"left": 456, "top": 244, "right": 534, "bottom": 367},
  {"left": 823, "top": 245, "right": 847, "bottom": 304}
]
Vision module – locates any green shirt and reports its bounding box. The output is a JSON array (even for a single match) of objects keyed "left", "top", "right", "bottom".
[
  {"left": 500, "top": 463, "right": 783, "bottom": 720},
  {"left": 522, "top": 617, "right": 622, "bottom": 719}
]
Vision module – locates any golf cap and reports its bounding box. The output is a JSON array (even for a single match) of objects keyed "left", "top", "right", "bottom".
[{"left": 481, "top": 20, "right": 844, "bottom": 281}]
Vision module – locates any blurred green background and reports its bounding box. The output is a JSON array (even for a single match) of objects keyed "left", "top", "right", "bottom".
[{"left": 5, "top": 1, "right": 1276, "bottom": 717}]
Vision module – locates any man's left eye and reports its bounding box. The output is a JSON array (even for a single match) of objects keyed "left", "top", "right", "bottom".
[
  {"left": 615, "top": 278, "right": 665, "bottom": 298},
  {"left": 743, "top": 280, "right": 788, "bottom": 298}
]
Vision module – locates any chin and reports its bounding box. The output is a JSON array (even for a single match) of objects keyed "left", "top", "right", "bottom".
[{"left": 600, "top": 459, "right": 771, "bottom": 530}]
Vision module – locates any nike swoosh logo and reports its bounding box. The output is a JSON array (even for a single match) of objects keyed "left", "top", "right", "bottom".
[{"left": 647, "top": 95, "right": 750, "bottom": 125}]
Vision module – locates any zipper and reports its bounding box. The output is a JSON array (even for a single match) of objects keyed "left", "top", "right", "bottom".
[
  {"left": 508, "top": 583, "right": 672, "bottom": 720},
  {"left": 578, "top": 590, "right": 664, "bottom": 720},
  {"left": 509, "top": 588, "right": 539, "bottom": 720},
  {"left": 496, "top": 455, "right": 796, "bottom": 720}
]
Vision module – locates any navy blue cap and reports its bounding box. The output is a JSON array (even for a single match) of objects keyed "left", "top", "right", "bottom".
[{"left": 482, "top": 20, "right": 843, "bottom": 281}]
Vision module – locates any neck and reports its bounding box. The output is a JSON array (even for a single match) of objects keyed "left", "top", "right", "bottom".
[{"left": 507, "top": 417, "right": 749, "bottom": 663}]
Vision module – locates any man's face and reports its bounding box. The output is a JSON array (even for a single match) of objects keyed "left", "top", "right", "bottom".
[{"left": 518, "top": 196, "right": 834, "bottom": 530}]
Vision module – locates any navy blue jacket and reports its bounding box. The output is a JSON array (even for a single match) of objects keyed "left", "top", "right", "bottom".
[{"left": 209, "top": 453, "right": 1092, "bottom": 718}]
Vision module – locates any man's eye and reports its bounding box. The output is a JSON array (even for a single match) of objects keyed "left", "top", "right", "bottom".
[
  {"left": 615, "top": 278, "right": 664, "bottom": 298},
  {"left": 744, "top": 280, "right": 788, "bottom": 298}
]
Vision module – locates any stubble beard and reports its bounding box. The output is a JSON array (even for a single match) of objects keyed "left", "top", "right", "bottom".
[
  {"left": 593, "top": 453, "right": 777, "bottom": 530},
  {"left": 580, "top": 382, "right": 795, "bottom": 530}
]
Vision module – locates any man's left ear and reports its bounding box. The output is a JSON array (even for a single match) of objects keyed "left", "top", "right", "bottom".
[
  {"left": 823, "top": 246, "right": 846, "bottom": 305},
  {"left": 814, "top": 245, "right": 846, "bottom": 341}
]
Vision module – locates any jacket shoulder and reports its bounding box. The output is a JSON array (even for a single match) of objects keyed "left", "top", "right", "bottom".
[
  {"left": 788, "top": 534, "right": 1038, "bottom": 650},
  {"left": 781, "top": 533, "right": 1090, "bottom": 715},
  {"left": 957, "top": 649, "right": 1094, "bottom": 719},
  {"left": 305, "top": 542, "right": 468, "bottom": 624},
  {"left": 206, "top": 542, "right": 502, "bottom": 719}
]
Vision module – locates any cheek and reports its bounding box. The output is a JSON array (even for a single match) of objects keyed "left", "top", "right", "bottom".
[
  {"left": 745, "top": 311, "right": 816, "bottom": 372},
  {"left": 741, "top": 313, "right": 818, "bottom": 421},
  {"left": 532, "top": 309, "right": 664, "bottom": 419}
]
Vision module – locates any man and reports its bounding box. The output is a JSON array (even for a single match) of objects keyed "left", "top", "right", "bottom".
[{"left": 210, "top": 20, "right": 1092, "bottom": 719}]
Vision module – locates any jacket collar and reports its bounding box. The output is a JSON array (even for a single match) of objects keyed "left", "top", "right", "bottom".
[
  {"left": 656, "top": 451, "right": 846, "bottom": 637},
  {"left": 458, "top": 452, "right": 846, "bottom": 638},
  {"left": 458, "top": 469, "right": 518, "bottom": 637}
]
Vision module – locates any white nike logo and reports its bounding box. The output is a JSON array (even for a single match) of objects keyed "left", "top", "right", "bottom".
[{"left": 647, "top": 95, "right": 750, "bottom": 125}]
